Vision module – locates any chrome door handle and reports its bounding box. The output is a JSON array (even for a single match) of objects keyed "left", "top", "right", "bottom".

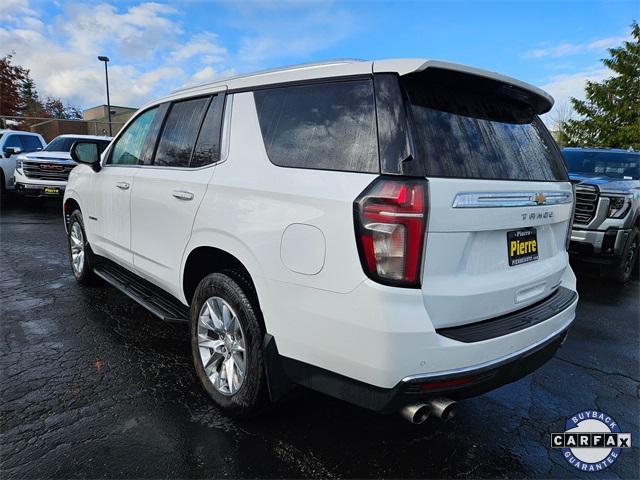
[
  {"left": 115, "top": 182, "right": 130, "bottom": 190},
  {"left": 172, "top": 190, "right": 194, "bottom": 201}
]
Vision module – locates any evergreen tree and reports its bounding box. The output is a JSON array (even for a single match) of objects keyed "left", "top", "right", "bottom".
[
  {"left": 564, "top": 21, "right": 640, "bottom": 149},
  {"left": 20, "top": 75, "right": 45, "bottom": 118}
]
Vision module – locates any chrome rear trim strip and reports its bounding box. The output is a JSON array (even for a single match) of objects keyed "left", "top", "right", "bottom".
[{"left": 452, "top": 191, "right": 573, "bottom": 208}]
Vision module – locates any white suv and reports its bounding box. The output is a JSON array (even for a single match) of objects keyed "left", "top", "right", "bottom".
[{"left": 63, "top": 59, "right": 578, "bottom": 422}]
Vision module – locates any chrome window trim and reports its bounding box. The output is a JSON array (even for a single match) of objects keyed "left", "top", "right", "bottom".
[
  {"left": 452, "top": 191, "right": 573, "bottom": 208},
  {"left": 100, "top": 94, "right": 232, "bottom": 172},
  {"left": 219, "top": 94, "right": 233, "bottom": 164}
]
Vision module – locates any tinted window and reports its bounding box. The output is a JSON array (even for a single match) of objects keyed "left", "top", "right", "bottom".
[
  {"left": 402, "top": 75, "right": 567, "bottom": 181},
  {"left": 154, "top": 97, "right": 209, "bottom": 168},
  {"left": 254, "top": 80, "right": 378, "bottom": 173},
  {"left": 20, "top": 135, "right": 43, "bottom": 152},
  {"left": 95, "top": 140, "right": 111, "bottom": 154},
  {"left": 44, "top": 136, "right": 109, "bottom": 153},
  {"left": 563, "top": 150, "right": 639, "bottom": 180},
  {"left": 191, "top": 95, "right": 224, "bottom": 168},
  {"left": 4, "top": 135, "right": 22, "bottom": 149},
  {"left": 45, "top": 137, "right": 78, "bottom": 152},
  {"left": 110, "top": 108, "right": 159, "bottom": 165}
]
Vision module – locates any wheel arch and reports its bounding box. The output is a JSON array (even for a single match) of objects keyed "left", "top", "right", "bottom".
[
  {"left": 63, "top": 196, "right": 82, "bottom": 232},
  {"left": 182, "top": 245, "right": 264, "bottom": 315}
]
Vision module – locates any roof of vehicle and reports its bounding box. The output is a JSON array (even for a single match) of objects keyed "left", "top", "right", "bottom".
[
  {"left": 0, "top": 129, "right": 42, "bottom": 136},
  {"left": 52, "top": 134, "right": 112, "bottom": 141},
  {"left": 151, "top": 58, "right": 553, "bottom": 113},
  {"left": 562, "top": 147, "right": 639, "bottom": 155}
]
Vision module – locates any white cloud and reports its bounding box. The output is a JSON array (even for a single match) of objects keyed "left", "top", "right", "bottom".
[
  {"left": 0, "top": 0, "right": 37, "bottom": 21},
  {"left": 55, "top": 2, "right": 179, "bottom": 60},
  {"left": 229, "top": 4, "right": 355, "bottom": 68},
  {"left": 539, "top": 67, "right": 611, "bottom": 127},
  {"left": 1, "top": 0, "right": 356, "bottom": 110},
  {"left": 525, "top": 35, "right": 629, "bottom": 58},
  {"left": 171, "top": 33, "right": 227, "bottom": 63}
]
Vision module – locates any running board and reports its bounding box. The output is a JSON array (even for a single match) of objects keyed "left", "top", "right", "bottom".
[{"left": 94, "top": 259, "right": 190, "bottom": 323}]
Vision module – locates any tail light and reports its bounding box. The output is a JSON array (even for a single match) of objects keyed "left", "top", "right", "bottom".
[{"left": 354, "top": 177, "right": 428, "bottom": 287}]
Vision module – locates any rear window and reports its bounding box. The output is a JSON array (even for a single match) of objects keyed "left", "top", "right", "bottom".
[
  {"left": 563, "top": 150, "right": 639, "bottom": 180},
  {"left": 402, "top": 74, "right": 567, "bottom": 181},
  {"left": 254, "top": 80, "right": 378, "bottom": 173}
]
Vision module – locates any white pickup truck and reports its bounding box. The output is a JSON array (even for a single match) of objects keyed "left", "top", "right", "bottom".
[{"left": 15, "top": 134, "right": 111, "bottom": 198}]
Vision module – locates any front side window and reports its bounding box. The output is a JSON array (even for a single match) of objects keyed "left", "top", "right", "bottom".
[
  {"left": 20, "top": 135, "right": 43, "bottom": 152},
  {"left": 3, "top": 135, "right": 22, "bottom": 150},
  {"left": 154, "top": 97, "right": 209, "bottom": 168},
  {"left": 402, "top": 74, "right": 567, "bottom": 181},
  {"left": 110, "top": 108, "right": 159, "bottom": 165},
  {"left": 254, "top": 80, "right": 378, "bottom": 173}
]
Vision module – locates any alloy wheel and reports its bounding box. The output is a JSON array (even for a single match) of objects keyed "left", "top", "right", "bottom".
[
  {"left": 197, "top": 296, "right": 247, "bottom": 395},
  {"left": 70, "top": 222, "right": 85, "bottom": 275}
]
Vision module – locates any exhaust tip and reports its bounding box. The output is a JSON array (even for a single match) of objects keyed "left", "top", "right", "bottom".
[
  {"left": 400, "top": 403, "right": 431, "bottom": 424},
  {"left": 428, "top": 397, "right": 458, "bottom": 422}
]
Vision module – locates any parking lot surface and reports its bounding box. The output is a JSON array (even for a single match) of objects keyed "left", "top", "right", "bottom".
[{"left": 1, "top": 197, "right": 639, "bottom": 479}]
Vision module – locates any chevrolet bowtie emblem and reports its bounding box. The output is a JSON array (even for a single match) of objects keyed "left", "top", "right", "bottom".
[{"left": 534, "top": 193, "right": 546, "bottom": 205}]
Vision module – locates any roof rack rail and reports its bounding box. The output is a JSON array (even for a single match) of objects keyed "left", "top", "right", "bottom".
[{"left": 170, "top": 59, "right": 368, "bottom": 95}]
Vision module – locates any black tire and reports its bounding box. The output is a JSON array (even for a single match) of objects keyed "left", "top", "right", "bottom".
[
  {"left": 67, "top": 210, "right": 98, "bottom": 285},
  {"left": 190, "top": 272, "right": 269, "bottom": 418},
  {"left": 603, "top": 226, "right": 639, "bottom": 283}
]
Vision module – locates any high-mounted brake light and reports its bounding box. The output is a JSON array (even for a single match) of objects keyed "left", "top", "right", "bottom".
[{"left": 354, "top": 177, "right": 428, "bottom": 287}]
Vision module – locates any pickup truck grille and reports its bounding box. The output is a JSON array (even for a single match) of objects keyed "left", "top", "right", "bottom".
[
  {"left": 573, "top": 184, "right": 599, "bottom": 225},
  {"left": 22, "top": 161, "right": 74, "bottom": 182}
]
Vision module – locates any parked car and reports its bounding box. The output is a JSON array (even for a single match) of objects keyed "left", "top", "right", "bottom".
[
  {"left": 0, "top": 130, "right": 46, "bottom": 195},
  {"left": 15, "top": 134, "right": 112, "bottom": 197},
  {"left": 563, "top": 147, "right": 640, "bottom": 282},
  {"left": 63, "top": 59, "right": 578, "bottom": 422}
]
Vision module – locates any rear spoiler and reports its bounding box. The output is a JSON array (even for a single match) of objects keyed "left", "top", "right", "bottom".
[{"left": 373, "top": 59, "right": 554, "bottom": 115}]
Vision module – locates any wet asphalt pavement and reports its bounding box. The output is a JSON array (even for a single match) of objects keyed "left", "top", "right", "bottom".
[{"left": 1, "top": 197, "right": 638, "bottom": 479}]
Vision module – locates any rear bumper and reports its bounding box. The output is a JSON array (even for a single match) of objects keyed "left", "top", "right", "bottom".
[
  {"left": 264, "top": 267, "right": 577, "bottom": 411},
  {"left": 270, "top": 325, "right": 570, "bottom": 413}
]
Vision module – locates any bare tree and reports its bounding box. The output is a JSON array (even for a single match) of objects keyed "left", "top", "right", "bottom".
[{"left": 551, "top": 102, "right": 574, "bottom": 148}]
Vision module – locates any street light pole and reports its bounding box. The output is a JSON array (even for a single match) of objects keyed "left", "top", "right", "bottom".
[{"left": 97, "top": 56, "right": 112, "bottom": 136}]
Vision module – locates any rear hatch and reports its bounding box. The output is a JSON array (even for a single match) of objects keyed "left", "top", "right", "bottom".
[{"left": 400, "top": 67, "right": 573, "bottom": 328}]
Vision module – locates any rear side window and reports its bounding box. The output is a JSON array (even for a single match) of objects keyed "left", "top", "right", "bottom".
[
  {"left": 254, "top": 80, "right": 378, "bottom": 173},
  {"left": 110, "top": 108, "right": 159, "bottom": 165},
  {"left": 19, "top": 135, "right": 43, "bottom": 152},
  {"left": 154, "top": 97, "right": 209, "bottom": 168},
  {"left": 191, "top": 94, "right": 225, "bottom": 168},
  {"left": 402, "top": 74, "right": 567, "bottom": 181}
]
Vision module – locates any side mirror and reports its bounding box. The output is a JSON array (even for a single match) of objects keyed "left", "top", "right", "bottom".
[
  {"left": 4, "top": 146, "right": 22, "bottom": 157},
  {"left": 70, "top": 141, "right": 101, "bottom": 172}
]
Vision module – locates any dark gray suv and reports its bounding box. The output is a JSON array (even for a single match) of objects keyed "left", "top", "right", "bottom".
[{"left": 564, "top": 147, "right": 640, "bottom": 282}]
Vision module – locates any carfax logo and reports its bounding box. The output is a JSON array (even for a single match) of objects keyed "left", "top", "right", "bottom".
[{"left": 551, "top": 410, "right": 632, "bottom": 472}]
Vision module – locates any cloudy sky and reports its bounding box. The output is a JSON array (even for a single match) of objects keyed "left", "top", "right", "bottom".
[{"left": 0, "top": 0, "right": 636, "bottom": 124}]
